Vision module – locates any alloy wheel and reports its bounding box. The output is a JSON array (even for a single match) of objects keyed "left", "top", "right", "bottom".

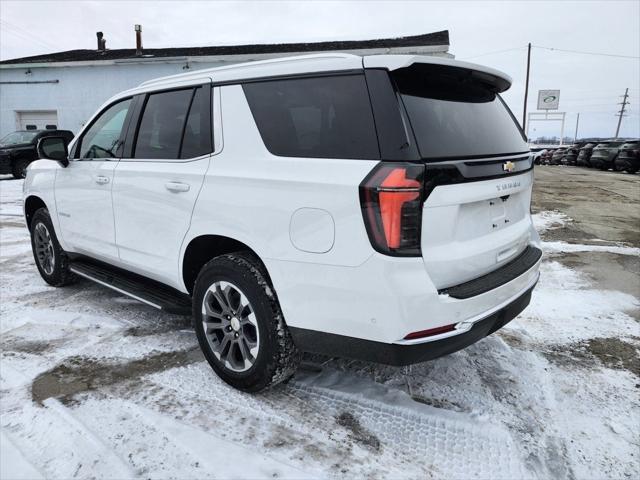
[
  {"left": 34, "top": 223, "right": 55, "bottom": 275},
  {"left": 201, "top": 281, "right": 260, "bottom": 372}
]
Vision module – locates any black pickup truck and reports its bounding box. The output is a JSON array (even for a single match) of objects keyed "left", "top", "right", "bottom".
[{"left": 0, "top": 130, "right": 74, "bottom": 179}]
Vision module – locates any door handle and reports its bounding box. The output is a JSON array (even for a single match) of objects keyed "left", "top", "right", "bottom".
[
  {"left": 95, "top": 175, "right": 110, "bottom": 185},
  {"left": 165, "top": 181, "right": 190, "bottom": 193}
]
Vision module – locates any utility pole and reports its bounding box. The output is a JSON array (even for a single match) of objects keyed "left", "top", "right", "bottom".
[
  {"left": 522, "top": 42, "right": 532, "bottom": 133},
  {"left": 574, "top": 113, "right": 580, "bottom": 142},
  {"left": 615, "top": 88, "right": 629, "bottom": 139}
]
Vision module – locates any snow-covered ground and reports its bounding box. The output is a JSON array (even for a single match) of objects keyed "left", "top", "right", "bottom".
[{"left": 1, "top": 175, "right": 639, "bottom": 479}]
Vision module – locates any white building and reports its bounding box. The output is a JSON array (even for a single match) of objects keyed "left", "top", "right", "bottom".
[{"left": 0, "top": 30, "right": 450, "bottom": 137}]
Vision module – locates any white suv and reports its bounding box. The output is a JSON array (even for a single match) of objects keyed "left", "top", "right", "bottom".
[{"left": 26, "top": 54, "right": 541, "bottom": 392}]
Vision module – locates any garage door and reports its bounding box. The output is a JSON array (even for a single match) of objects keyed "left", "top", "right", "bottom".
[{"left": 16, "top": 111, "right": 58, "bottom": 131}]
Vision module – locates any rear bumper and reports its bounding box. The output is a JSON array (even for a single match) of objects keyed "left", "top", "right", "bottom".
[
  {"left": 564, "top": 154, "right": 577, "bottom": 165},
  {"left": 290, "top": 281, "right": 536, "bottom": 366},
  {"left": 266, "top": 224, "right": 541, "bottom": 347},
  {"left": 439, "top": 246, "right": 541, "bottom": 299},
  {"left": 615, "top": 155, "right": 639, "bottom": 170},
  {"left": 589, "top": 155, "right": 612, "bottom": 167}
]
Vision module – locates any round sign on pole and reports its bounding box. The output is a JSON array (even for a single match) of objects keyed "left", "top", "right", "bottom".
[{"left": 537, "top": 90, "right": 560, "bottom": 110}]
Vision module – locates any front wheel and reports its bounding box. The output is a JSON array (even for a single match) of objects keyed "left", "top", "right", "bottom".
[
  {"left": 193, "top": 252, "right": 300, "bottom": 392},
  {"left": 29, "top": 208, "right": 76, "bottom": 286}
]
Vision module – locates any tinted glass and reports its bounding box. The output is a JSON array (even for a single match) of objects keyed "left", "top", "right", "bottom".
[
  {"left": 180, "top": 86, "right": 212, "bottom": 158},
  {"left": 393, "top": 64, "right": 528, "bottom": 159},
  {"left": 243, "top": 75, "right": 379, "bottom": 159},
  {"left": 0, "top": 131, "right": 39, "bottom": 146},
  {"left": 134, "top": 89, "right": 193, "bottom": 159},
  {"left": 79, "top": 99, "right": 131, "bottom": 159},
  {"left": 365, "top": 69, "right": 419, "bottom": 161}
]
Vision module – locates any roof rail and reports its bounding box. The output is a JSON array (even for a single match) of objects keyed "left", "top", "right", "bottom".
[{"left": 139, "top": 52, "right": 360, "bottom": 87}]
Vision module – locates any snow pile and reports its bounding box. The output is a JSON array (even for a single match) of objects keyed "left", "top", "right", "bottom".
[
  {"left": 543, "top": 240, "right": 640, "bottom": 256},
  {"left": 532, "top": 210, "right": 571, "bottom": 234},
  {"left": 518, "top": 259, "right": 639, "bottom": 342}
]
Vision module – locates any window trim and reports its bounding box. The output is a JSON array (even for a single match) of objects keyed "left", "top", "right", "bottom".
[
  {"left": 213, "top": 69, "right": 364, "bottom": 88},
  {"left": 73, "top": 97, "right": 134, "bottom": 161},
  {"left": 179, "top": 85, "right": 214, "bottom": 159},
  {"left": 122, "top": 83, "right": 214, "bottom": 163}
]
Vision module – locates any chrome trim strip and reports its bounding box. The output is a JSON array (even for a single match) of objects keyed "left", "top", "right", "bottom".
[{"left": 69, "top": 266, "right": 163, "bottom": 310}]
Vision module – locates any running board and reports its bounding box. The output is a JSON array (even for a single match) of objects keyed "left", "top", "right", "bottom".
[{"left": 69, "top": 260, "right": 192, "bottom": 315}]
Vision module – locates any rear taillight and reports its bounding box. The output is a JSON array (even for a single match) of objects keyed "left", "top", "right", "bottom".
[{"left": 359, "top": 163, "right": 425, "bottom": 256}]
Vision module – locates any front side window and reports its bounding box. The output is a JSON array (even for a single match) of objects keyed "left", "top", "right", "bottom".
[
  {"left": 242, "top": 75, "right": 380, "bottom": 160},
  {"left": 78, "top": 99, "right": 132, "bottom": 159}
]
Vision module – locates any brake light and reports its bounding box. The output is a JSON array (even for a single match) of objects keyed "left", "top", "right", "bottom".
[{"left": 359, "top": 163, "right": 425, "bottom": 256}]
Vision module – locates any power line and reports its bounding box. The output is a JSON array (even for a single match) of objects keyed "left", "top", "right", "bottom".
[
  {"left": 532, "top": 45, "right": 640, "bottom": 59},
  {"left": 460, "top": 46, "right": 526, "bottom": 60},
  {"left": 0, "top": 19, "right": 61, "bottom": 52},
  {"left": 460, "top": 44, "right": 639, "bottom": 61}
]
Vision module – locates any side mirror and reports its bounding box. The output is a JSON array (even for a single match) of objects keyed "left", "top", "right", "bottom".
[{"left": 37, "top": 136, "right": 69, "bottom": 167}]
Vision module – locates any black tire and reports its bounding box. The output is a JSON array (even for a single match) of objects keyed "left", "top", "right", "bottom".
[
  {"left": 29, "top": 208, "right": 76, "bottom": 287},
  {"left": 193, "top": 252, "right": 300, "bottom": 392},
  {"left": 12, "top": 158, "right": 31, "bottom": 179}
]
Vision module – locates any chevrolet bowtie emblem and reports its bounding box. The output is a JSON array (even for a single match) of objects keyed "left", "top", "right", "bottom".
[{"left": 502, "top": 161, "right": 515, "bottom": 173}]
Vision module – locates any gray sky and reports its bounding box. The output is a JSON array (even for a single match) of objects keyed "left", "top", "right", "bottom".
[{"left": 1, "top": 0, "right": 639, "bottom": 139}]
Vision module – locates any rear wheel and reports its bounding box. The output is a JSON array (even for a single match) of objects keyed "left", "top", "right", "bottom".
[
  {"left": 29, "top": 208, "right": 75, "bottom": 286},
  {"left": 193, "top": 252, "right": 300, "bottom": 392},
  {"left": 12, "top": 158, "right": 30, "bottom": 179}
]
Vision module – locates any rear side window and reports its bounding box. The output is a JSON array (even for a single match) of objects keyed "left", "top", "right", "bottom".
[
  {"left": 392, "top": 63, "right": 528, "bottom": 160},
  {"left": 180, "top": 86, "right": 212, "bottom": 159},
  {"left": 134, "top": 86, "right": 212, "bottom": 160},
  {"left": 243, "top": 75, "right": 380, "bottom": 160},
  {"left": 135, "top": 89, "right": 192, "bottom": 159}
]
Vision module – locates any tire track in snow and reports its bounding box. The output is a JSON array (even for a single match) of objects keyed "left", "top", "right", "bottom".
[
  {"left": 69, "top": 398, "right": 315, "bottom": 479},
  {"left": 0, "top": 431, "right": 45, "bottom": 480},
  {"left": 140, "top": 363, "right": 421, "bottom": 478},
  {"left": 288, "top": 372, "right": 529, "bottom": 480},
  {"left": 1, "top": 396, "right": 136, "bottom": 479},
  {"left": 142, "top": 362, "right": 529, "bottom": 478}
]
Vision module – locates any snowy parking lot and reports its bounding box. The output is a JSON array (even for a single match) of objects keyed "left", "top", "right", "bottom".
[{"left": 1, "top": 168, "right": 639, "bottom": 479}]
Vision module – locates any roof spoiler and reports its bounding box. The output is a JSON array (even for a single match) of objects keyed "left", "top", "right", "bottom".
[{"left": 363, "top": 55, "right": 512, "bottom": 93}]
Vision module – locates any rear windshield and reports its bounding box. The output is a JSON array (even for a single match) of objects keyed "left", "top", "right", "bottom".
[{"left": 392, "top": 64, "right": 527, "bottom": 160}]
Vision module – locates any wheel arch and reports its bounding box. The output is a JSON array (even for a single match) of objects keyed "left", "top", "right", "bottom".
[
  {"left": 24, "top": 195, "right": 48, "bottom": 229},
  {"left": 182, "top": 234, "right": 272, "bottom": 295}
]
